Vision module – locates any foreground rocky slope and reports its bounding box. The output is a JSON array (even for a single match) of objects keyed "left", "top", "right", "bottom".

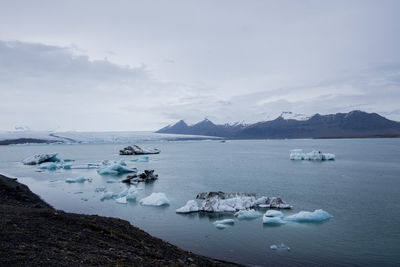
[{"left": 0, "top": 174, "right": 239, "bottom": 266}]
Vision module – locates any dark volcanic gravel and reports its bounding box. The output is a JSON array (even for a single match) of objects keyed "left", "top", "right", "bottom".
[{"left": 0, "top": 174, "right": 240, "bottom": 266}]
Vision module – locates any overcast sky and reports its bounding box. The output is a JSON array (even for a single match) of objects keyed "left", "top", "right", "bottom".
[{"left": 1, "top": 0, "right": 400, "bottom": 131}]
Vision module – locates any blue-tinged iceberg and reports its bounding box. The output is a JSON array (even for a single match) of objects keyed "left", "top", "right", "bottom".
[
  {"left": 97, "top": 160, "right": 137, "bottom": 175},
  {"left": 65, "top": 176, "right": 91, "bottom": 183},
  {"left": 284, "top": 209, "right": 333, "bottom": 222},
  {"left": 290, "top": 149, "right": 335, "bottom": 161},
  {"left": 213, "top": 219, "right": 235, "bottom": 229}
]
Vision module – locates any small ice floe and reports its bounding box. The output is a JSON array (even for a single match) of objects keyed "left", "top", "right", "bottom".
[
  {"left": 213, "top": 219, "right": 235, "bottom": 229},
  {"left": 23, "top": 153, "right": 59, "bottom": 165},
  {"left": 106, "top": 180, "right": 117, "bottom": 183},
  {"left": 39, "top": 162, "right": 59, "bottom": 171},
  {"left": 65, "top": 176, "right": 91, "bottom": 183},
  {"left": 115, "top": 188, "right": 138, "bottom": 202},
  {"left": 122, "top": 170, "right": 158, "bottom": 183},
  {"left": 97, "top": 160, "right": 137, "bottom": 175},
  {"left": 177, "top": 192, "right": 291, "bottom": 213},
  {"left": 139, "top": 192, "right": 169, "bottom": 206},
  {"left": 284, "top": 209, "right": 333, "bottom": 223},
  {"left": 234, "top": 209, "right": 262, "bottom": 219},
  {"left": 100, "top": 192, "right": 117, "bottom": 201},
  {"left": 62, "top": 164, "right": 72, "bottom": 170},
  {"left": 120, "top": 145, "right": 160, "bottom": 155},
  {"left": 270, "top": 243, "right": 290, "bottom": 251},
  {"left": 94, "top": 187, "right": 107, "bottom": 193},
  {"left": 131, "top": 156, "right": 149, "bottom": 162},
  {"left": 263, "top": 209, "right": 285, "bottom": 225},
  {"left": 264, "top": 210, "right": 284, "bottom": 217},
  {"left": 290, "top": 149, "right": 335, "bottom": 161},
  {"left": 176, "top": 200, "right": 200, "bottom": 213}
]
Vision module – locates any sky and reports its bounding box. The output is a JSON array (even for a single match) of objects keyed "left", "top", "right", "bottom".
[{"left": 0, "top": 0, "right": 400, "bottom": 131}]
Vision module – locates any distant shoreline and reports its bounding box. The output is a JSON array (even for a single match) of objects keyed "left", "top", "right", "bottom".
[{"left": 1, "top": 134, "right": 399, "bottom": 146}]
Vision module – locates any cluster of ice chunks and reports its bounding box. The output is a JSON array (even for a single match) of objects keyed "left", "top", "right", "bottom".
[
  {"left": 97, "top": 187, "right": 139, "bottom": 204},
  {"left": 290, "top": 149, "right": 335, "bottom": 161},
  {"left": 97, "top": 160, "right": 137, "bottom": 175}
]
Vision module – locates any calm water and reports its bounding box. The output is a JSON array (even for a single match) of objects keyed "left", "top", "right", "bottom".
[{"left": 0, "top": 138, "right": 399, "bottom": 266}]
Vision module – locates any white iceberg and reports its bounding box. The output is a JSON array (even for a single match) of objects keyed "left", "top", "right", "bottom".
[
  {"left": 290, "top": 149, "right": 335, "bottom": 161},
  {"left": 126, "top": 188, "right": 138, "bottom": 201},
  {"left": 23, "top": 153, "right": 59, "bottom": 165},
  {"left": 284, "top": 209, "right": 333, "bottom": 222},
  {"left": 65, "top": 176, "right": 90, "bottom": 183},
  {"left": 100, "top": 192, "right": 116, "bottom": 201},
  {"left": 97, "top": 160, "right": 137, "bottom": 175},
  {"left": 264, "top": 210, "right": 284, "bottom": 217},
  {"left": 234, "top": 209, "right": 262, "bottom": 219},
  {"left": 176, "top": 200, "right": 200, "bottom": 213},
  {"left": 139, "top": 193, "right": 170, "bottom": 206}
]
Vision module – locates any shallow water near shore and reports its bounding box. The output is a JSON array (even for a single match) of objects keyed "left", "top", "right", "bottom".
[{"left": 1, "top": 138, "right": 399, "bottom": 266}]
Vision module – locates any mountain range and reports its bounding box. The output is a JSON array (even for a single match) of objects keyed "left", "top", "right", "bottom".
[{"left": 155, "top": 110, "right": 400, "bottom": 139}]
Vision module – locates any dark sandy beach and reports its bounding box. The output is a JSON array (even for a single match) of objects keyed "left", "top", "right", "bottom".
[{"left": 0, "top": 174, "right": 240, "bottom": 266}]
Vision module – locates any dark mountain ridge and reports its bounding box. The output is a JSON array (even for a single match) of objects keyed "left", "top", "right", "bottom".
[{"left": 156, "top": 111, "right": 400, "bottom": 139}]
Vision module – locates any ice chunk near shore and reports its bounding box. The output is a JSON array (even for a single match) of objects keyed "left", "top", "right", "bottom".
[
  {"left": 176, "top": 200, "right": 200, "bottom": 213},
  {"left": 284, "top": 209, "right": 333, "bottom": 222},
  {"left": 23, "top": 153, "right": 59, "bottom": 165},
  {"left": 234, "top": 209, "right": 262, "bottom": 219},
  {"left": 97, "top": 160, "right": 137, "bottom": 175},
  {"left": 65, "top": 176, "right": 91, "bottom": 183},
  {"left": 290, "top": 149, "right": 335, "bottom": 161},
  {"left": 139, "top": 193, "right": 170, "bottom": 206},
  {"left": 115, "top": 196, "right": 127, "bottom": 204}
]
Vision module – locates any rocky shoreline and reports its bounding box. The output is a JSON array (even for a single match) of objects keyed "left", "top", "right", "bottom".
[{"left": 0, "top": 174, "right": 240, "bottom": 266}]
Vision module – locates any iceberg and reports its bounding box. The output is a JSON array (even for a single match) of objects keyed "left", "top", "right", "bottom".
[
  {"left": 177, "top": 192, "right": 291, "bottom": 213},
  {"left": 290, "top": 149, "right": 335, "bottom": 161},
  {"left": 126, "top": 188, "right": 138, "bottom": 201},
  {"left": 65, "top": 176, "right": 90, "bottom": 183},
  {"left": 120, "top": 145, "right": 160, "bottom": 155},
  {"left": 122, "top": 170, "right": 158, "bottom": 183},
  {"left": 176, "top": 200, "right": 200, "bottom": 213},
  {"left": 70, "top": 163, "right": 100, "bottom": 169},
  {"left": 139, "top": 193, "right": 170, "bottom": 206},
  {"left": 270, "top": 243, "right": 290, "bottom": 251},
  {"left": 39, "top": 162, "right": 59, "bottom": 171},
  {"left": 234, "top": 209, "right": 262, "bottom": 219},
  {"left": 131, "top": 156, "right": 149, "bottom": 162},
  {"left": 23, "top": 153, "right": 59, "bottom": 165},
  {"left": 100, "top": 192, "right": 116, "bottom": 201},
  {"left": 284, "top": 209, "right": 333, "bottom": 222},
  {"left": 264, "top": 210, "right": 284, "bottom": 217},
  {"left": 213, "top": 219, "right": 234, "bottom": 229},
  {"left": 97, "top": 160, "right": 137, "bottom": 175}
]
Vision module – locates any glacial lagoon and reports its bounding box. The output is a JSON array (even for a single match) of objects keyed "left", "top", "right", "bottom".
[{"left": 0, "top": 138, "right": 399, "bottom": 266}]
